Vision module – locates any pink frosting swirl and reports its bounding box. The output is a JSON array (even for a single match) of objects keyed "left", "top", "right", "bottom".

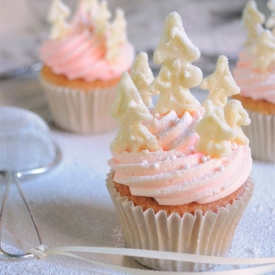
[
  {"left": 108, "top": 110, "right": 252, "bottom": 205},
  {"left": 146, "top": 110, "right": 201, "bottom": 152},
  {"left": 233, "top": 50, "right": 275, "bottom": 104},
  {"left": 40, "top": 3, "right": 134, "bottom": 82},
  {"left": 40, "top": 30, "right": 134, "bottom": 81},
  {"left": 109, "top": 146, "right": 251, "bottom": 205}
]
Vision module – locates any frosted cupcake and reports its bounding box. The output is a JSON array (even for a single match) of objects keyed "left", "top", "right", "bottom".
[
  {"left": 40, "top": 0, "right": 134, "bottom": 134},
  {"left": 106, "top": 12, "right": 254, "bottom": 272},
  {"left": 233, "top": 0, "right": 275, "bottom": 162}
]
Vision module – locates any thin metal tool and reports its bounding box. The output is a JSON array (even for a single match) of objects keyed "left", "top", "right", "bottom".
[{"left": 0, "top": 106, "right": 62, "bottom": 259}]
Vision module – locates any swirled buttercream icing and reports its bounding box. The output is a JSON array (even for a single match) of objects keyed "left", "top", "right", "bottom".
[
  {"left": 109, "top": 13, "right": 252, "bottom": 206},
  {"left": 40, "top": 0, "right": 134, "bottom": 82},
  {"left": 233, "top": 49, "right": 275, "bottom": 104},
  {"left": 109, "top": 145, "right": 251, "bottom": 205}
]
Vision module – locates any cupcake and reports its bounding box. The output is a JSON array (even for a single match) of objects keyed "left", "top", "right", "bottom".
[
  {"left": 40, "top": 0, "right": 134, "bottom": 134},
  {"left": 106, "top": 12, "right": 254, "bottom": 272},
  {"left": 233, "top": 0, "right": 275, "bottom": 162}
]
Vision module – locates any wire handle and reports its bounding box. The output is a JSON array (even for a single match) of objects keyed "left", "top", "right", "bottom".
[
  {"left": 0, "top": 143, "right": 61, "bottom": 259},
  {"left": 0, "top": 172, "right": 41, "bottom": 259}
]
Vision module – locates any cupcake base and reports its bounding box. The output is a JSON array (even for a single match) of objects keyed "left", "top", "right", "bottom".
[
  {"left": 106, "top": 171, "right": 254, "bottom": 272},
  {"left": 233, "top": 95, "right": 275, "bottom": 162},
  {"left": 233, "top": 94, "right": 275, "bottom": 116},
  {"left": 40, "top": 77, "right": 117, "bottom": 134},
  {"left": 40, "top": 66, "right": 119, "bottom": 134},
  {"left": 242, "top": 110, "right": 275, "bottom": 163}
]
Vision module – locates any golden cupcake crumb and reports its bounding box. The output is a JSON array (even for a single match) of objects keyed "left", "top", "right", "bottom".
[{"left": 233, "top": 94, "right": 275, "bottom": 115}]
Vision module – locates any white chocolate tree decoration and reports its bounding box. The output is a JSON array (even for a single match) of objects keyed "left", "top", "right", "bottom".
[
  {"left": 81, "top": 0, "right": 99, "bottom": 16},
  {"left": 153, "top": 12, "right": 201, "bottom": 65},
  {"left": 149, "top": 12, "right": 202, "bottom": 117},
  {"left": 48, "top": 0, "right": 130, "bottom": 62},
  {"left": 110, "top": 72, "right": 160, "bottom": 153},
  {"left": 131, "top": 52, "right": 155, "bottom": 107},
  {"left": 94, "top": 0, "right": 111, "bottom": 34},
  {"left": 224, "top": 100, "right": 250, "bottom": 145},
  {"left": 77, "top": 0, "right": 99, "bottom": 28},
  {"left": 242, "top": 0, "right": 265, "bottom": 46},
  {"left": 195, "top": 100, "right": 235, "bottom": 157},
  {"left": 251, "top": 30, "right": 275, "bottom": 71},
  {"left": 266, "top": 0, "right": 275, "bottom": 36},
  {"left": 106, "top": 8, "right": 127, "bottom": 63},
  {"left": 112, "top": 8, "right": 127, "bottom": 43},
  {"left": 195, "top": 56, "right": 250, "bottom": 157},
  {"left": 48, "top": 0, "right": 71, "bottom": 40},
  {"left": 200, "top": 55, "right": 240, "bottom": 107}
]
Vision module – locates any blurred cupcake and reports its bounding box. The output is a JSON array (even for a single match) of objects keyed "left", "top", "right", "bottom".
[
  {"left": 233, "top": 0, "right": 275, "bottom": 162},
  {"left": 40, "top": 0, "right": 134, "bottom": 134},
  {"left": 106, "top": 12, "right": 253, "bottom": 272}
]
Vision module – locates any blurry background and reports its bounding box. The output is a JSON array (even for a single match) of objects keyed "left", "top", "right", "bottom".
[
  {"left": 0, "top": 0, "right": 270, "bottom": 116},
  {"left": 0, "top": 0, "right": 271, "bottom": 74}
]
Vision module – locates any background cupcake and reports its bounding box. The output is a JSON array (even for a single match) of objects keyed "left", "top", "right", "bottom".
[
  {"left": 40, "top": 0, "right": 134, "bottom": 134},
  {"left": 233, "top": 0, "right": 275, "bottom": 162},
  {"left": 106, "top": 12, "right": 254, "bottom": 272}
]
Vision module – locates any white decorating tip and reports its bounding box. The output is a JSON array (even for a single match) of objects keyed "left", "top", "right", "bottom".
[
  {"left": 201, "top": 156, "right": 208, "bottom": 163},
  {"left": 219, "top": 166, "right": 224, "bottom": 172},
  {"left": 141, "top": 160, "right": 148, "bottom": 164},
  {"left": 152, "top": 163, "right": 160, "bottom": 169},
  {"left": 206, "top": 155, "right": 211, "bottom": 160},
  {"left": 142, "top": 149, "right": 150, "bottom": 154},
  {"left": 184, "top": 163, "right": 190, "bottom": 169},
  {"left": 130, "top": 135, "right": 136, "bottom": 141},
  {"left": 232, "top": 143, "right": 238, "bottom": 150},
  {"left": 154, "top": 113, "right": 160, "bottom": 118}
]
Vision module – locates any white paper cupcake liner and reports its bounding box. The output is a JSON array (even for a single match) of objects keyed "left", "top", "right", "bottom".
[
  {"left": 40, "top": 77, "right": 117, "bottom": 134},
  {"left": 243, "top": 110, "right": 275, "bottom": 162},
  {"left": 106, "top": 171, "right": 254, "bottom": 272}
]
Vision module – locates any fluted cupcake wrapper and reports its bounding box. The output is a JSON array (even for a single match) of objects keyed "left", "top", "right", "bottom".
[
  {"left": 243, "top": 111, "right": 275, "bottom": 163},
  {"left": 40, "top": 77, "right": 117, "bottom": 134},
  {"left": 106, "top": 171, "right": 254, "bottom": 272}
]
